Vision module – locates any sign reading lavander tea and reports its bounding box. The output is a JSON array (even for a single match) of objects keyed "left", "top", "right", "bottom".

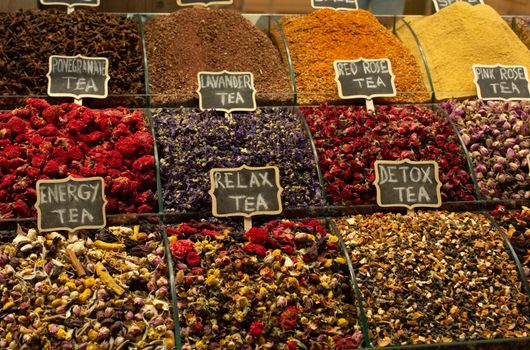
[
  {"left": 374, "top": 160, "right": 442, "bottom": 210},
  {"left": 177, "top": 0, "right": 233, "bottom": 6},
  {"left": 209, "top": 165, "right": 283, "bottom": 218},
  {"left": 35, "top": 176, "right": 107, "bottom": 232},
  {"left": 197, "top": 71, "right": 257, "bottom": 113},
  {"left": 432, "top": 0, "right": 483, "bottom": 12},
  {"left": 47, "top": 55, "right": 110, "bottom": 99},
  {"left": 334, "top": 58, "right": 396, "bottom": 100},
  {"left": 473, "top": 64, "right": 530, "bottom": 101},
  {"left": 311, "top": 0, "right": 358, "bottom": 10},
  {"left": 40, "top": 0, "right": 100, "bottom": 7}
]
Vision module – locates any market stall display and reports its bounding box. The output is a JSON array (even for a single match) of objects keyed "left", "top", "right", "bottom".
[
  {"left": 336, "top": 211, "right": 530, "bottom": 347},
  {"left": 168, "top": 219, "right": 363, "bottom": 349}
]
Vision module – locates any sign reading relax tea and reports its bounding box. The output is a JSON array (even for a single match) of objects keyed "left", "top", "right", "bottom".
[
  {"left": 311, "top": 0, "right": 358, "bottom": 10},
  {"left": 432, "top": 0, "right": 483, "bottom": 12},
  {"left": 209, "top": 165, "right": 283, "bottom": 217},
  {"left": 177, "top": 0, "right": 233, "bottom": 7},
  {"left": 334, "top": 58, "right": 396, "bottom": 100},
  {"left": 374, "top": 160, "right": 442, "bottom": 209},
  {"left": 47, "top": 55, "right": 109, "bottom": 99},
  {"left": 36, "top": 176, "right": 107, "bottom": 232},
  {"left": 473, "top": 64, "right": 530, "bottom": 101},
  {"left": 40, "top": 0, "right": 100, "bottom": 7},
  {"left": 197, "top": 71, "right": 256, "bottom": 113}
]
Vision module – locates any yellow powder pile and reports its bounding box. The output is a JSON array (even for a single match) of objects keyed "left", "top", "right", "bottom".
[
  {"left": 280, "top": 9, "right": 431, "bottom": 105},
  {"left": 397, "top": 3, "right": 530, "bottom": 101}
]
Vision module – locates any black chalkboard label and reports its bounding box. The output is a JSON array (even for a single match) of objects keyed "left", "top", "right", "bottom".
[
  {"left": 311, "top": 0, "right": 358, "bottom": 10},
  {"left": 334, "top": 58, "right": 396, "bottom": 100},
  {"left": 473, "top": 64, "right": 530, "bottom": 101},
  {"left": 209, "top": 165, "right": 283, "bottom": 218},
  {"left": 47, "top": 55, "right": 110, "bottom": 99},
  {"left": 197, "top": 71, "right": 257, "bottom": 113},
  {"left": 177, "top": 0, "right": 233, "bottom": 6},
  {"left": 35, "top": 176, "right": 107, "bottom": 232},
  {"left": 432, "top": 0, "right": 483, "bottom": 12},
  {"left": 374, "top": 160, "right": 442, "bottom": 210},
  {"left": 40, "top": 0, "right": 100, "bottom": 7}
]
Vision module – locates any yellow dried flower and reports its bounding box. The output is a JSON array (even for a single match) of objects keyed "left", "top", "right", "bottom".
[{"left": 337, "top": 318, "right": 349, "bottom": 327}]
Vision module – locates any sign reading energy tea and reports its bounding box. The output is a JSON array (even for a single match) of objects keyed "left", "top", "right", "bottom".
[
  {"left": 432, "top": 0, "right": 483, "bottom": 12},
  {"left": 47, "top": 55, "right": 110, "bottom": 99},
  {"left": 311, "top": 0, "right": 358, "bottom": 10},
  {"left": 209, "top": 165, "right": 283, "bottom": 217},
  {"left": 177, "top": 0, "right": 233, "bottom": 7},
  {"left": 374, "top": 160, "right": 442, "bottom": 209},
  {"left": 40, "top": 0, "right": 100, "bottom": 7},
  {"left": 473, "top": 64, "right": 530, "bottom": 101},
  {"left": 36, "top": 176, "right": 107, "bottom": 232},
  {"left": 334, "top": 58, "right": 396, "bottom": 99},
  {"left": 197, "top": 71, "right": 256, "bottom": 113}
]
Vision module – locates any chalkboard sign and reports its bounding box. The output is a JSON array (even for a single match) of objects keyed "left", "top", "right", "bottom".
[
  {"left": 374, "top": 160, "right": 442, "bottom": 210},
  {"left": 473, "top": 64, "right": 530, "bottom": 101},
  {"left": 334, "top": 58, "right": 396, "bottom": 100},
  {"left": 35, "top": 176, "right": 107, "bottom": 232},
  {"left": 177, "top": 0, "right": 233, "bottom": 6},
  {"left": 432, "top": 0, "right": 483, "bottom": 12},
  {"left": 311, "top": 0, "right": 358, "bottom": 10},
  {"left": 47, "top": 55, "right": 110, "bottom": 99},
  {"left": 40, "top": 0, "right": 100, "bottom": 7},
  {"left": 209, "top": 165, "right": 283, "bottom": 217},
  {"left": 197, "top": 71, "right": 256, "bottom": 113}
]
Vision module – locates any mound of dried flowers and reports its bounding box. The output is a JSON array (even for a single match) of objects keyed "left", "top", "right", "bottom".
[
  {"left": 154, "top": 108, "right": 323, "bottom": 212},
  {"left": 337, "top": 211, "right": 530, "bottom": 347},
  {"left": 444, "top": 100, "right": 530, "bottom": 200},
  {"left": 0, "top": 99, "right": 157, "bottom": 218},
  {"left": 493, "top": 206, "right": 530, "bottom": 276},
  {"left": 0, "top": 224, "right": 174, "bottom": 349},
  {"left": 303, "top": 105, "right": 476, "bottom": 205},
  {"left": 168, "top": 219, "right": 363, "bottom": 349}
]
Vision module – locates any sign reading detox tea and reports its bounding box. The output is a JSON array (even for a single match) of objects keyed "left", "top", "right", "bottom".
[
  {"left": 432, "top": 0, "right": 483, "bottom": 12},
  {"left": 47, "top": 55, "right": 110, "bottom": 99},
  {"left": 209, "top": 165, "right": 283, "bottom": 217},
  {"left": 40, "top": 0, "right": 100, "bottom": 7},
  {"left": 35, "top": 176, "right": 107, "bottom": 232},
  {"left": 177, "top": 0, "right": 233, "bottom": 6},
  {"left": 197, "top": 71, "right": 256, "bottom": 113},
  {"left": 374, "top": 160, "right": 442, "bottom": 210},
  {"left": 334, "top": 58, "right": 396, "bottom": 99},
  {"left": 311, "top": 0, "right": 358, "bottom": 10},
  {"left": 473, "top": 64, "right": 530, "bottom": 101}
]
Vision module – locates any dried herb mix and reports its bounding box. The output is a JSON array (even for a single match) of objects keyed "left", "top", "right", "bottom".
[
  {"left": 145, "top": 8, "right": 293, "bottom": 106},
  {"left": 397, "top": 3, "right": 530, "bottom": 101},
  {"left": 280, "top": 9, "right": 430, "bottom": 105},
  {"left": 0, "top": 10, "right": 145, "bottom": 99},
  {"left": 337, "top": 212, "right": 530, "bottom": 347}
]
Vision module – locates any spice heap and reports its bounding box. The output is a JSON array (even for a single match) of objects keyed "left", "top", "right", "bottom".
[
  {"left": 337, "top": 211, "right": 530, "bottom": 347},
  {"left": 493, "top": 206, "right": 530, "bottom": 277},
  {"left": 169, "top": 219, "right": 363, "bottom": 349},
  {"left": 154, "top": 108, "right": 323, "bottom": 212},
  {"left": 444, "top": 100, "right": 529, "bottom": 200},
  {"left": 280, "top": 9, "right": 430, "bottom": 105},
  {"left": 0, "top": 10, "right": 145, "bottom": 98},
  {"left": 303, "top": 105, "right": 476, "bottom": 205},
  {"left": 0, "top": 224, "right": 174, "bottom": 349},
  {"left": 145, "top": 8, "right": 292, "bottom": 106},
  {"left": 0, "top": 99, "right": 157, "bottom": 218},
  {"left": 397, "top": 3, "right": 530, "bottom": 100}
]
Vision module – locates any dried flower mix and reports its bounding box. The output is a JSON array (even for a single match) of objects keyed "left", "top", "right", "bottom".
[
  {"left": 0, "top": 99, "right": 157, "bottom": 218},
  {"left": 303, "top": 104, "right": 476, "bottom": 205},
  {"left": 145, "top": 8, "right": 292, "bottom": 106},
  {"left": 0, "top": 224, "right": 174, "bottom": 349},
  {"left": 337, "top": 211, "right": 530, "bottom": 347},
  {"left": 444, "top": 99, "right": 530, "bottom": 200},
  {"left": 280, "top": 9, "right": 430, "bottom": 105},
  {"left": 397, "top": 3, "right": 530, "bottom": 100},
  {"left": 169, "top": 219, "right": 363, "bottom": 349},
  {"left": 0, "top": 10, "right": 145, "bottom": 98},
  {"left": 154, "top": 108, "right": 323, "bottom": 212},
  {"left": 511, "top": 18, "right": 530, "bottom": 50}
]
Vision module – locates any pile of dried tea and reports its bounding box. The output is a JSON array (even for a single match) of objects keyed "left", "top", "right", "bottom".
[
  {"left": 337, "top": 211, "right": 530, "bottom": 347},
  {"left": 397, "top": 3, "right": 530, "bottom": 100},
  {"left": 280, "top": 9, "right": 430, "bottom": 105},
  {"left": 145, "top": 8, "right": 293, "bottom": 106}
]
